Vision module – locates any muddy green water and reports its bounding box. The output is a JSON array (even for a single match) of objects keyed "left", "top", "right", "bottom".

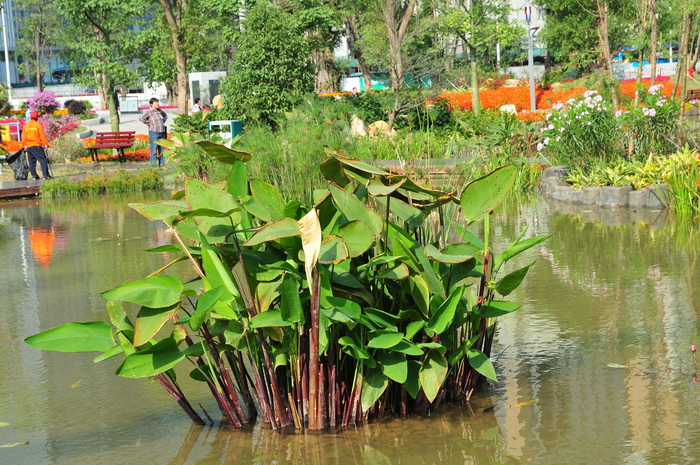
[{"left": 1, "top": 194, "right": 699, "bottom": 465}]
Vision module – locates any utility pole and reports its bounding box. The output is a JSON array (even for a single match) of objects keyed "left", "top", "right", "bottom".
[
  {"left": 525, "top": 4, "right": 536, "bottom": 111},
  {"left": 1, "top": 3, "right": 11, "bottom": 101}
]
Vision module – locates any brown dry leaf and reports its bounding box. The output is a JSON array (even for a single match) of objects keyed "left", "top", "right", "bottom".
[{"left": 298, "top": 209, "right": 321, "bottom": 295}]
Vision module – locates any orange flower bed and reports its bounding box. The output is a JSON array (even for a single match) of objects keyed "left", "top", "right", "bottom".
[
  {"left": 516, "top": 111, "right": 546, "bottom": 122},
  {"left": 618, "top": 80, "right": 679, "bottom": 99},
  {"left": 78, "top": 148, "right": 150, "bottom": 163},
  {"left": 439, "top": 86, "right": 587, "bottom": 112}
]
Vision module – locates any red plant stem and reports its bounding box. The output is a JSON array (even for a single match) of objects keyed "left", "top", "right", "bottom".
[
  {"left": 301, "top": 355, "right": 309, "bottom": 422},
  {"left": 257, "top": 333, "right": 291, "bottom": 427},
  {"left": 201, "top": 325, "right": 242, "bottom": 426},
  {"left": 155, "top": 373, "right": 205, "bottom": 425},
  {"left": 244, "top": 335, "right": 277, "bottom": 429},
  {"left": 329, "top": 364, "right": 337, "bottom": 428},
  {"left": 308, "top": 266, "right": 321, "bottom": 430},
  {"left": 319, "top": 363, "right": 327, "bottom": 429}
]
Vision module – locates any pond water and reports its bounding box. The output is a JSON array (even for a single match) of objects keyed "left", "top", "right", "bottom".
[{"left": 1, "top": 193, "right": 699, "bottom": 465}]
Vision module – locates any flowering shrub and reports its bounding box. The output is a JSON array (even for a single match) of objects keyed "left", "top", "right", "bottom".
[
  {"left": 618, "top": 84, "right": 680, "bottom": 157},
  {"left": 536, "top": 91, "right": 621, "bottom": 166},
  {"left": 27, "top": 91, "right": 61, "bottom": 114},
  {"left": 78, "top": 148, "right": 150, "bottom": 163},
  {"left": 39, "top": 114, "right": 81, "bottom": 140}
]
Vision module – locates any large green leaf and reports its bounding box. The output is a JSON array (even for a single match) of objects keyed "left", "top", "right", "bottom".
[
  {"left": 329, "top": 183, "right": 383, "bottom": 237},
  {"left": 419, "top": 350, "right": 448, "bottom": 402},
  {"left": 425, "top": 243, "right": 476, "bottom": 264},
  {"left": 280, "top": 274, "right": 303, "bottom": 323},
  {"left": 494, "top": 262, "right": 534, "bottom": 296},
  {"left": 475, "top": 300, "right": 521, "bottom": 318},
  {"left": 380, "top": 351, "right": 408, "bottom": 383},
  {"left": 337, "top": 221, "right": 374, "bottom": 257},
  {"left": 185, "top": 179, "right": 241, "bottom": 242},
  {"left": 129, "top": 200, "right": 188, "bottom": 222},
  {"left": 133, "top": 303, "right": 179, "bottom": 347},
  {"left": 367, "top": 177, "right": 405, "bottom": 196},
  {"left": 375, "top": 196, "right": 424, "bottom": 228},
  {"left": 389, "top": 339, "right": 423, "bottom": 356},
  {"left": 101, "top": 275, "right": 183, "bottom": 308},
  {"left": 319, "top": 235, "right": 349, "bottom": 264},
  {"left": 239, "top": 195, "right": 273, "bottom": 222},
  {"left": 367, "top": 330, "right": 404, "bottom": 349},
  {"left": 322, "top": 296, "right": 361, "bottom": 321},
  {"left": 361, "top": 367, "right": 389, "bottom": 412},
  {"left": 460, "top": 165, "right": 517, "bottom": 224},
  {"left": 376, "top": 263, "right": 409, "bottom": 280},
  {"left": 116, "top": 338, "right": 186, "bottom": 378},
  {"left": 338, "top": 336, "right": 372, "bottom": 361},
  {"left": 467, "top": 349, "right": 497, "bottom": 381},
  {"left": 199, "top": 233, "right": 239, "bottom": 300},
  {"left": 494, "top": 235, "right": 549, "bottom": 270},
  {"left": 243, "top": 218, "right": 301, "bottom": 246},
  {"left": 189, "top": 287, "right": 225, "bottom": 331},
  {"left": 250, "top": 180, "right": 286, "bottom": 221},
  {"left": 249, "top": 310, "right": 293, "bottom": 328},
  {"left": 426, "top": 286, "right": 465, "bottom": 335},
  {"left": 195, "top": 140, "right": 252, "bottom": 163},
  {"left": 227, "top": 160, "right": 252, "bottom": 229},
  {"left": 25, "top": 321, "right": 115, "bottom": 353},
  {"left": 405, "top": 360, "right": 421, "bottom": 399}
]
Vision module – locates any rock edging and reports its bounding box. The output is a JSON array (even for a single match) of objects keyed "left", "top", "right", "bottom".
[{"left": 540, "top": 166, "right": 670, "bottom": 209}]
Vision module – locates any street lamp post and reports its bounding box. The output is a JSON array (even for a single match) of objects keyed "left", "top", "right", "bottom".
[
  {"left": 525, "top": 4, "right": 536, "bottom": 111},
  {"left": 1, "top": 4, "right": 11, "bottom": 101}
]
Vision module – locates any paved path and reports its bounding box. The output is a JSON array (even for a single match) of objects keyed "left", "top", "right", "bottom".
[{"left": 89, "top": 109, "right": 179, "bottom": 136}]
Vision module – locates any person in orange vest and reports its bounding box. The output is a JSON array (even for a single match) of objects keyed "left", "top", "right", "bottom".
[{"left": 23, "top": 111, "right": 52, "bottom": 180}]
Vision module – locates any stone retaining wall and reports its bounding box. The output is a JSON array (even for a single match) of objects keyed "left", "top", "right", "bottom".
[{"left": 540, "top": 166, "right": 671, "bottom": 209}]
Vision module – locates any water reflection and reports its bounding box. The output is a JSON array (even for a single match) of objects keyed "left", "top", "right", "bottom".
[{"left": 2, "top": 193, "right": 700, "bottom": 464}]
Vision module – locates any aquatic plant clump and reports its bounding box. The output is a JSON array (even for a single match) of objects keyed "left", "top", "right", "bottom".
[{"left": 25, "top": 143, "right": 546, "bottom": 430}]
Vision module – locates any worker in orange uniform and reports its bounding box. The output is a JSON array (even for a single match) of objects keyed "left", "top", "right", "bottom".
[{"left": 23, "top": 111, "right": 52, "bottom": 180}]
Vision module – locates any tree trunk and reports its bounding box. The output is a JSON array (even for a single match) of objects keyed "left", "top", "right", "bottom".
[
  {"left": 597, "top": 0, "right": 618, "bottom": 109},
  {"left": 470, "top": 45, "right": 480, "bottom": 114},
  {"left": 313, "top": 49, "right": 335, "bottom": 94},
  {"left": 384, "top": 0, "right": 417, "bottom": 131},
  {"left": 159, "top": 0, "right": 189, "bottom": 114},
  {"left": 649, "top": 0, "right": 658, "bottom": 85},
  {"left": 35, "top": 28, "right": 44, "bottom": 92},
  {"left": 97, "top": 72, "right": 108, "bottom": 110},
  {"left": 676, "top": 8, "right": 692, "bottom": 119}
]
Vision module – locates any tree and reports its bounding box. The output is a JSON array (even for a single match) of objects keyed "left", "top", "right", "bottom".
[
  {"left": 15, "top": 0, "right": 62, "bottom": 91},
  {"left": 220, "top": 2, "right": 314, "bottom": 124},
  {"left": 56, "top": 0, "right": 146, "bottom": 130},
  {"left": 442, "top": 0, "right": 521, "bottom": 114}
]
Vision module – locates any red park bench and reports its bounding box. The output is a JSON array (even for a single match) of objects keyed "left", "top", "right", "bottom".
[{"left": 87, "top": 131, "right": 136, "bottom": 163}]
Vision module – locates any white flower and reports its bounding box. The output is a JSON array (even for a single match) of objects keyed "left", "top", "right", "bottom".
[
  {"left": 544, "top": 137, "right": 550, "bottom": 145},
  {"left": 556, "top": 135, "right": 561, "bottom": 142},
  {"left": 594, "top": 95, "right": 603, "bottom": 102},
  {"left": 547, "top": 124, "right": 554, "bottom": 130},
  {"left": 559, "top": 127, "right": 565, "bottom": 133},
  {"left": 656, "top": 99, "right": 666, "bottom": 107},
  {"left": 615, "top": 110, "right": 623, "bottom": 117},
  {"left": 648, "top": 84, "right": 663, "bottom": 95},
  {"left": 584, "top": 90, "right": 597, "bottom": 98},
  {"left": 587, "top": 121, "right": 592, "bottom": 125},
  {"left": 536, "top": 142, "right": 544, "bottom": 151}
]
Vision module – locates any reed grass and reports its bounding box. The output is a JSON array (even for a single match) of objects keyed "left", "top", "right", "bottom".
[{"left": 41, "top": 169, "right": 163, "bottom": 199}]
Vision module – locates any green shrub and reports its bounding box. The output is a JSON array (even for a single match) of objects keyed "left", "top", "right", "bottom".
[
  {"left": 50, "top": 135, "right": 90, "bottom": 162},
  {"left": 41, "top": 169, "right": 163, "bottom": 199}
]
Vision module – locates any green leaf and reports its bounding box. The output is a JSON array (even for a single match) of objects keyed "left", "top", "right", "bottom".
[
  {"left": 380, "top": 351, "right": 408, "bottom": 383},
  {"left": 25, "top": 321, "right": 115, "bottom": 353},
  {"left": 190, "top": 287, "right": 225, "bottom": 331},
  {"left": 249, "top": 310, "right": 293, "bottom": 328},
  {"left": 376, "top": 263, "right": 409, "bottom": 280},
  {"left": 101, "top": 275, "right": 183, "bottom": 308},
  {"left": 129, "top": 200, "right": 188, "bottom": 222},
  {"left": 239, "top": 195, "right": 273, "bottom": 222},
  {"left": 319, "top": 235, "right": 349, "bottom": 264},
  {"left": 425, "top": 243, "right": 476, "bottom": 264},
  {"left": 460, "top": 165, "right": 517, "bottom": 224},
  {"left": 133, "top": 303, "right": 179, "bottom": 347},
  {"left": 250, "top": 180, "right": 286, "bottom": 221},
  {"left": 361, "top": 367, "right": 389, "bottom": 412},
  {"left": 185, "top": 179, "right": 241, "bottom": 242},
  {"left": 243, "top": 218, "right": 300, "bottom": 246},
  {"left": 367, "top": 177, "right": 405, "bottom": 196},
  {"left": 322, "top": 296, "right": 361, "bottom": 321},
  {"left": 389, "top": 339, "right": 423, "bottom": 356},
  {"left": 417, "top": 342, "right": 446, "bottom": 355},
  {"left": 494, "top": 235, "right": 549, "bottom": 270},
  {"left": 178, "top": 208, "right": 239, "bottom": 218},
  {"left": 337, "top": 220, "right": 374, "bottom": 257},
  {"left": 0, "top": 442, "right": 29, "bottom": 448},
  {"left": 93, "top": 345, "right": 124, "bottom": 363},
  {"left": 195, "top": 140, "right": 252, "bottom": 163},
  {"left": 280, "top": 274, "right": 303, "bottom": 323},
  {"left": 467, "top": 349, "right": 497, "bottom": 381},
  {"left": 405, "top": 360, "right": 421, "bottom": 399},
  {"left": 375, "top": 196, "right": 424, "bottom": 228},
  {"left": 494, "top": 262, "right": 534, "bottom": 296},
  {"left": 116, "top": 338, "right": 186, "bottom": 378},
  {"left": 199, "top": 233, "right": 239, "bottom": 300},
  {"left": 329, "top": 183, "right": 383, "bottom": 238},
  {"left": 476, "top": 300, "right": 521, "bottom": 318},
  {"left": 364, "top": 307, "right": 399, "bottom": 331},
  {"left": 426, "top": 286, "right": 465, "bottom": 335},
  {"left": 448, "top": 334, "right": 481, "bottom": 366},
  {"left": 338, "top": 336, "right": 372, "bottom": 361},
  {"left": 404, "top": 320, "right": 425, "bottom": 339},
  {"left": 367, "top": 330, "right": 404, "bottom": 349},
  {"left": 419, "top": 350, "right": 448, "bottom": 402}
]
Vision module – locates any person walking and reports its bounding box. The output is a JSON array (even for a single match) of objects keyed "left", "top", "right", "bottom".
[
  {"left": 139, "top": 98, "right": 168, "bottom": 167},
  {"left": 23, "top": 112, "right": 52, "bottom": 180}
]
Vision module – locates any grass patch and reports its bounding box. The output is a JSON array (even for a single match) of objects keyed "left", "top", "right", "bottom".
[{"left": 41, "top": 169, "right": 163, "bottom": 199}]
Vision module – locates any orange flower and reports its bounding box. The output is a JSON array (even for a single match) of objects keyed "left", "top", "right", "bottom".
[{"left": 438, "top": 86, "right": 586, "bottom": 112}]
